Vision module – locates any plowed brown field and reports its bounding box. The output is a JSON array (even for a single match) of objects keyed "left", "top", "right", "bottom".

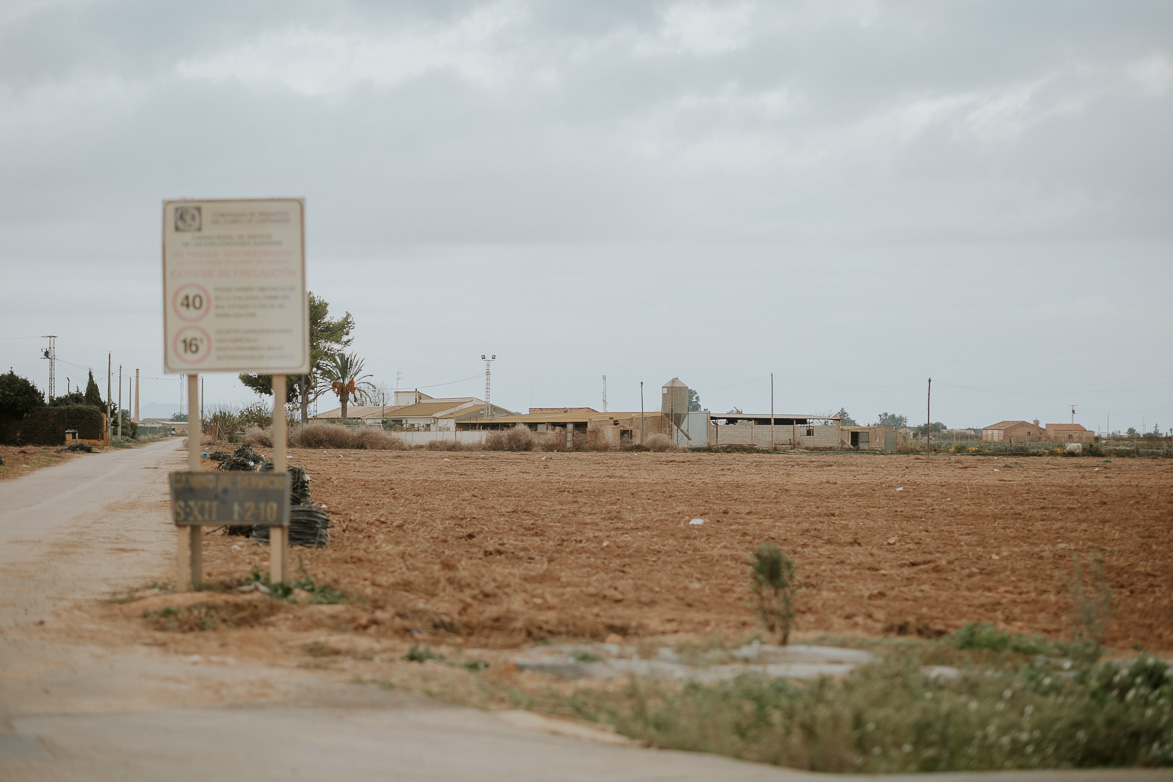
[{"left": 192, "top": 450, "right": 1173, "bottom": 653}]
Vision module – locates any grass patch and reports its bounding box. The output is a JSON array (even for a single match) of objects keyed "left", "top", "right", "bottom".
[
  {"left": 951, "top": 622, "right": 1098, "bottom": 663},
  {"left": 515, "top": 652, "right": 1173, "bottom": 773},
  {"left": 143, "top": 600, "right": 281, "bottom": 632},
  {"left": 240, "top": 565, "right": 348, "bottom": 604},
  {"left": 405, "top": 644, "right": 445, "bottom": 663}
]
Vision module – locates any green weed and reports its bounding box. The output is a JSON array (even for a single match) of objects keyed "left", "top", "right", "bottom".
[{"left": 748, "top": 543, "right": 798, "bottom": 644}]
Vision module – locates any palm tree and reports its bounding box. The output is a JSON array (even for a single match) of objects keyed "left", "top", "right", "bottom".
[{"left": 320, "top": 352, "right": 375, "bottom": 420}]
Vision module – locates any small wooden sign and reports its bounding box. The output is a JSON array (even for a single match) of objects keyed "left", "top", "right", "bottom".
[{"left": 169, "top": 472, "right": 291, "bottom": 527}]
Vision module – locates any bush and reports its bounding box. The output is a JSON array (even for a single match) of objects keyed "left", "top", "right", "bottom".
[
  {"left": 351, "top": 427, "right": 406, "bottom": 450},
  {"left": 425, "top": 439, "right": 471, "bottom": 451},
  {"left": 242, "top": 426, "right": 273, "bottom": 447},
  {"left": 291, "top": 421, "right": 353, "bottom": 449},
  {"left": 0, "top": 371, "right": 44, "bottom": 417},
  {"left": 5, "top": 405, "right": 104, "bottom": 445},
  {"left": 290, "top": 421, "right": 404, "bottom": 450},
  {"left": 485, "top": 424, "right": 535, "bottom": 451},
  {"left": 207, "top": 402, "right": 274, "bottom": 442},
  {"left": 644, "top": 433, "right": 678, "bottom": 452}
]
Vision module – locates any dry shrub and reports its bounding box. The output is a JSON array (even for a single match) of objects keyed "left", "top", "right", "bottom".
[
  {"left": 426, "top": 439, "right": 472, "bottom": 451},
  {"left": 644, "top": 433, "right": 678, "bottom": 452},
  {"left": 351, "top": 427, "right": 405, "bottom": 451},
  {"left": 538, "top": 430, "right": 568, "bottom": 452},
  {"left": 241, "top": 426, "right": 272, "bottom": 447},
  {"left": 292, "top": 421, "right": 354, "bottom": 449},
  {"left": 485, "top": 424, "right": 535, "bottom": 451}
]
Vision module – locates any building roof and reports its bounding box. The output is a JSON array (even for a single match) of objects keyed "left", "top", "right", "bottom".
[
  {"left": 314, "top": 404, "right": 403, "bottom": 420},
  {"left": 475, "top": 410, "right": 650, "bottom": 425},
  {"left": 983, "top": 420, "right": 1034, "bottom": 430},
  {"left": 437, "top": 403, "right": 516, "bottom": 420},
  {"left": 1045, "top": 423, "right": 1088, "bottom": 431},
  {"left": 385, "top": 400, "right": 480, "bottom": 418},
  {"left": 710, "top": 412, "right": 838, "bottom": 425}
]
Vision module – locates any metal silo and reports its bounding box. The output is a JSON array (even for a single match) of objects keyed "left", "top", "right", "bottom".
[{"left": 661, "top": 377, "right": 690, "bottom": 429}]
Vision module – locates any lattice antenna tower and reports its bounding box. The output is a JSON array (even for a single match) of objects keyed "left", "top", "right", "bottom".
[
  {"left": 481, "top": 354, "right": 496, "bottom": 419},
  {"left": 602, "top": 375, "right": 607, "bottom": 412},
  {"left": 40, "top": 335, "right": 57, "bottom": 401}
]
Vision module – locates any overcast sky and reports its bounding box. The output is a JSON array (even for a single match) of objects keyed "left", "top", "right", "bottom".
[{"left": 2, "top": 0, "right": 1170, "bottom": 432}]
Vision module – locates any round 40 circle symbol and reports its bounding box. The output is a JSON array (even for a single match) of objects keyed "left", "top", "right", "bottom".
[
  {"left": 173, "top": 327, "right": 211, "bottom": 365},
  {"left": 173, "top": 284, "right": 211, "bottom": 322}
]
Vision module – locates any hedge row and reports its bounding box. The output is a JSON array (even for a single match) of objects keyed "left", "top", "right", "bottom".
[{"left": 0, "top": 405, "right": 104, "bottom": 446}]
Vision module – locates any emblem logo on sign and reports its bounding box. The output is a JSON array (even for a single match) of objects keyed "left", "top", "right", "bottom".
[{"left": 175, "top": 206, "right": 202, "bottom": 232}]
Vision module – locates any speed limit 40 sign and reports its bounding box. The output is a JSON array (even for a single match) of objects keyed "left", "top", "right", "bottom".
[{"left": 162, "top": 199, "right": 309, "bottom": 373}]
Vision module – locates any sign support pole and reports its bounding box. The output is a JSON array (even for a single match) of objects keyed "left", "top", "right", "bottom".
[
  {"left": 179, "top": 373, "right": 202, "bottom": 590},
  {"left": 270, "top": 375, "right": 290, "bottom": 584}
]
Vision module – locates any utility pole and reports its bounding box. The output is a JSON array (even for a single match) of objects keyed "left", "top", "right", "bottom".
[
  {"left": 41, "top": 336, "right": 57, "bottom": 401},
  {"left": 134, "top": 369, "right": 140, "bottom": 422},
  {"left": 770, "top": 372, "right": 775, "bottom": 451},
  {"left": 107, "top": 353, "right": 112, "bottom": 444},
  {"left": 601, "top": 375, "right": 607, "bottom": 413},
  {"left": 117, "top": 365, "right": 122, "bottom": 438},
  {"left": 1070, "top": 404, "right": 1076, "bottom": 424},
  {"left": 481, "top": 354, "right": 496, "bottom": 419},
  {"left": 926, "top": 377, "right": 932, "bottom": 457},
  {"left": 640, "top": 381, "right": 645, "bottom": 445}
]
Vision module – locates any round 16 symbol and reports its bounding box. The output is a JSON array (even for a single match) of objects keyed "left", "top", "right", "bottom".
[{"left": 173, "top": 327, "right": 211, "bottom": 366}]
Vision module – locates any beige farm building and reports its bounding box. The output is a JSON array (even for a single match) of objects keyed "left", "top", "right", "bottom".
[
  {"left": 982, "top": 420, "right": 1045, "bottom": 443},
  {"left": 314, "top": 391, "right": 513, "bottom": 431},
  {"left": 1044, "top": 423, "right": 1096, "bottom": 443},
  {"left": 708, "top": 411, "right": 842, "bottom": 449},
  {"left": 839, "top": 425, "right": 902, "bottom": 451},
  {"left": 459, "top": 408, "right": 672, "bottom": 448}
]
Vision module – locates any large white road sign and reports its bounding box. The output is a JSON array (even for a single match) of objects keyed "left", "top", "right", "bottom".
[{"left": 162, "top": 199, "right": 309, "bottom": 373}]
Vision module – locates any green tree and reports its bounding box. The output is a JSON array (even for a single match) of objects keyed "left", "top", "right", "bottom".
[
  {"left": 239, "top": 292, "right": 356, "bottom": 422},
  {"left": 1126, "top": 426, "right": 1138, "bottom": 437},
  {"left": 914, "top": 421, "right": 946, "bottom": 437},
  {"left": 319, "top": 352, "right": 374, "bottom": 420},
  {"left": 49, "top": 390, "right": 86, "bottom": 407},
  {"left": 83, "top": 370, "right": 104, "bottom": 409},
  {"left": 876, "top": 412, "right": 907, "bottom": 429},
  {"left": 688, "top": 389, "right": 705, "bottom": 412},
  {"left": 0, "top": 371, "right": 45, "bottom": 416},
  {"left": 835, "top": 407, "right": 857, "bottom": 426}
]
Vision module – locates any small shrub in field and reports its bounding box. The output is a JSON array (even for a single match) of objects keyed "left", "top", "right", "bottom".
[
  {"left": 1061, "top": 551, "right": 1112, "bottom": 660},
  {"left": 351, "top": 426, "right": 405, "bottom": 450},
  {"left": 425, "top": 439, "right": 470, "bottom": 451},
  {"left": 749, "top": 542, "right": 798, "bottom": 644},
  {"left": 242, "top": 426, "right": 272, "bottom": 447},
  {"left": 644, "top": 433, "right": 678, "bottom": 452},
  {"left": 539, "top": 430, "right": 568, "bottom": 451},
  {"left": 292, "top": 421, "right": 353, "bottom": 449},
  {"left": 485, "top": 424, "right": 534, "bottom": 451}
]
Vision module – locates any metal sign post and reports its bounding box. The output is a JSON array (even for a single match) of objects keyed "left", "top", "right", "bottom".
[{"left": 163, "top": 199, "right": 308, "bottom": 590}]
